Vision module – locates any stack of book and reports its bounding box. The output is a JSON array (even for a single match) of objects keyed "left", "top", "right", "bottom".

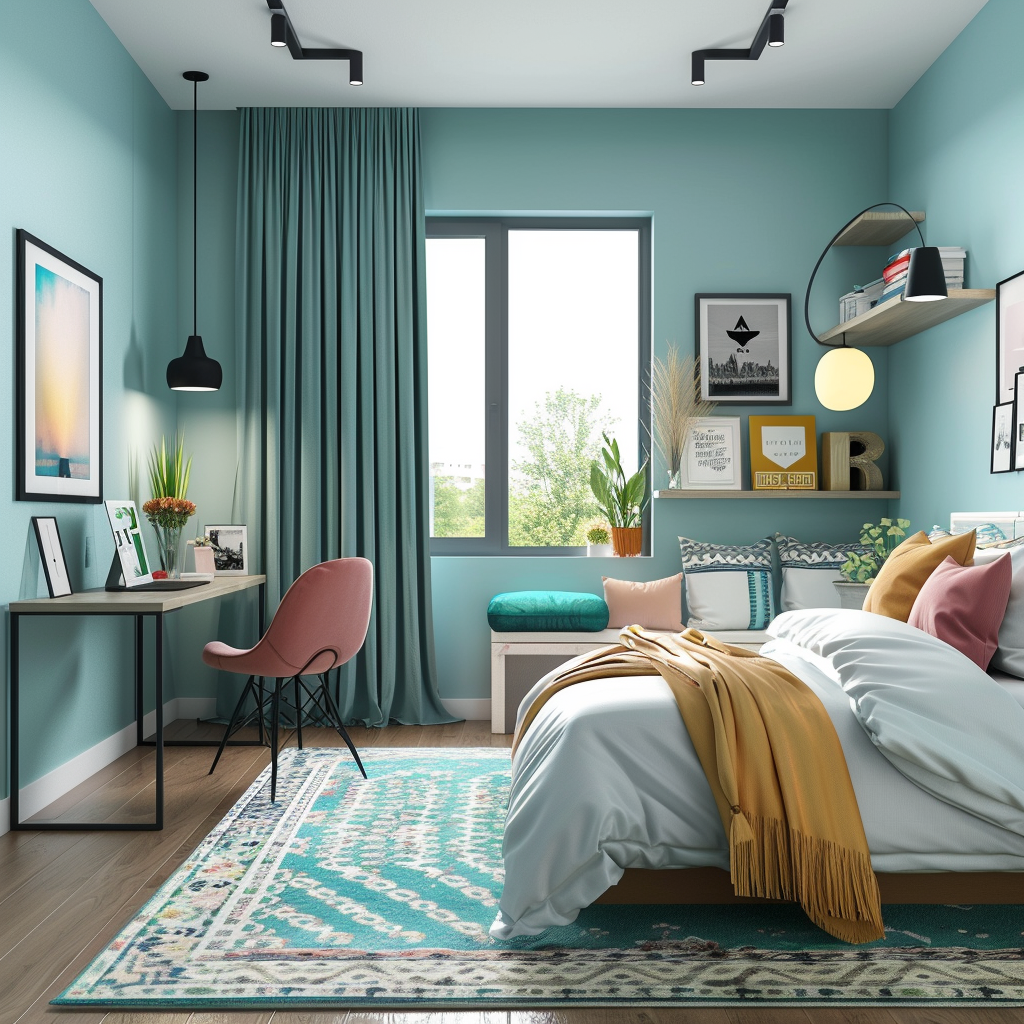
[
  {"left": 880, "top": 246, "right": 966, "bottom": 302},
  {"left": 839, "top": 278, "right": 884, "bottom": 323}
]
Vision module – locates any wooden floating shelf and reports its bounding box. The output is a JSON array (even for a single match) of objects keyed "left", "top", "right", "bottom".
[
  {"left": 655, "top": 490, "right": 900, "bottom": 500},
  {"left": 818, "top": 289, "right": 995, "bottom": 348},
  {"left": 833, "top": 210, "right": 925, "bottom": 247}
]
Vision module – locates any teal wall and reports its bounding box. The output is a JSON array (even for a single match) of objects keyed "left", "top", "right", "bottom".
[
  {"left": 888, "top": 0, "right": 1023, "bottom": 530},
  {"left": 420, "top": 108, "right": 894, "bottom": 700},
  {"left": 0, "top": 0, "right": 179, "bottom": 791}
]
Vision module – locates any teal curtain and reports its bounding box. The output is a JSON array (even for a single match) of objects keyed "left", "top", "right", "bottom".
[{"left": 233, "top": 107, "right": 454, "bottom": 726}]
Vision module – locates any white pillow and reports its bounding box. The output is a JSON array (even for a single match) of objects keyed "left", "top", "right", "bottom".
[
  {"left": 975, "top": 544, "right": 1024, "bottom": 678},
  {"left": 679, "top": 537, "right": 775, "bottom": 630},
  {"left": 774, "top": 534, "right": 871, "bottom": 611}
]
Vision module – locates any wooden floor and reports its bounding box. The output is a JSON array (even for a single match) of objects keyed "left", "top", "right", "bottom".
[{"left": 1, "top": 721, "right": 1021, "bottom": 1024}]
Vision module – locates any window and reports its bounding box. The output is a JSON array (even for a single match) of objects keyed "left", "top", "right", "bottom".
[{"left": 426, "top": 218, "right": 651, "bottom": 555}]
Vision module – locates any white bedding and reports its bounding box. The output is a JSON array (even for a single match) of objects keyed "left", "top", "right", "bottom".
[{"left": 491, "top": 609, "right": 1024, "bottom": 940}]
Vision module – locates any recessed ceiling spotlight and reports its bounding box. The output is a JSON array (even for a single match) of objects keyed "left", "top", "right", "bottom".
[{"left": 690, "top": 0, "right": 788, "bottom": 86}]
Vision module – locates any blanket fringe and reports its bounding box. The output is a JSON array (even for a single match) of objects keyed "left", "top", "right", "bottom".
[{"left": 730, "top": 811, "right": 884, "bottom": 944}]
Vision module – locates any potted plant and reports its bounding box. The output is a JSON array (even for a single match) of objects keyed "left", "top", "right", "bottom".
[
  {"left": 590, "top": 433, "right": 649, "bottom": 557},
  {"left": 142, "top": 435, "right": 196, "bottom": 579},
  {"left": 835, "top": 517, "right": 911, "bottom": 608},
  {"left": 583, "top": 518, "right": 613, "bottom": 557}
]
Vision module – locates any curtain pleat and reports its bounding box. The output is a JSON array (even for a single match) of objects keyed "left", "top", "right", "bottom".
[{"left": 232, "top": 108, "right": 454, "bottom": 727}]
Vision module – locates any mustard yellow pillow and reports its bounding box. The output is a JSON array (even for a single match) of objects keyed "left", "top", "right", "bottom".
[{"left": 862, "top": 530, "right": 976, "bottom": 621}]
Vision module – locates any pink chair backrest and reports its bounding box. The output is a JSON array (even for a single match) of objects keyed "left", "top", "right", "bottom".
[{"left": 262, "top": 557, "right": 373, "bottom": 672}]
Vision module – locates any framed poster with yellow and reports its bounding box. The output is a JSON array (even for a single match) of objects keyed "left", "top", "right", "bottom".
[{"left": 748, "top": 415, "right": 817, "bottom": 489}]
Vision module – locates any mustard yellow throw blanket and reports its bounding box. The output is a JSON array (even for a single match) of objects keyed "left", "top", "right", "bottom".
[{"left": 513, "top": 626, "right": 884, "bottom": 944}]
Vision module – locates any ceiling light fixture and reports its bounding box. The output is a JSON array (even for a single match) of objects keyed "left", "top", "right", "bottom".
[
  {"left": 265, "top": 0, "right": 363, "bottom": 87},
  {"left": 806, "top": 202, "right": 948, "bottom": 411},
  {"left": 691, "top": 0, "right": 788, "bottom": 86},
  {"left": 167, "top": 71, "right": 222, "bottom": 392}
]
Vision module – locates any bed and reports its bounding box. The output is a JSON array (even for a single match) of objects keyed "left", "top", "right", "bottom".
[{"left": 490, "top": 606, "right": 1024, "bottom": 940}]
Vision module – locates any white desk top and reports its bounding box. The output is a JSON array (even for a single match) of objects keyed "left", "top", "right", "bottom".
[{"left": 9, "top": 574, "right": 266, "bottom": 614}]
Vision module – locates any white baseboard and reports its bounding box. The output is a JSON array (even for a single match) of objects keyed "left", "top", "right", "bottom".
[
  {"left": 441, "top": 697, "right": 490, "bottom": 721},
  {"left": 2, "top": 696, "right": 219, "bottom": 835}
]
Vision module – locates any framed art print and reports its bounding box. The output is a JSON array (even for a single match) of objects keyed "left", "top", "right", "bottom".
[
  {"left": 749, "top": 415, "right": 817, "bottom": 489},
  {"left": 695, "top": 293, "right": 791, "bottom": 405},
  {"left": 997, "top": 269, "right": 1024, "bottom": 404},
  {"left": 31, "top": 516, "right": 72, "bottom": 597},
  {"left": 16, "top": 230, "right": 103, "bottom": 502},
  {"left": 205, "top": 525, "right": 248, "bottom": 575},
  {"left": 678, "top": 416, "right": 742, "bottom": 489},
  {"left": 105, "top": 499, "right": 155, "bottom": 586},
  {"left": 992, "top": 402, "right": 1014, "bottom": 474},
  {"left": 1015, "top": 371, "right": 1024, "bottom": 471}
]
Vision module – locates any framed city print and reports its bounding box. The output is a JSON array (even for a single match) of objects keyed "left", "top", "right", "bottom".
[
  {"left": 16, "top": 230, "right": 103, "bottom": 502},
  {"left": 205, "top": 525, "right": 249, "bottom": 575},
  {"left": 992, "top": 402, "right": 1014, "bottom": 474},
  {"left": 997, "top": 268, "right": 1024, "bottom": 404},
  {"left": 1015, "top": 371, "right": 1024, "bottom": 471},
  {"left": 695, "top": 293, "right": 791, "bottom": 405},
  {"left": 678, "top": 416, "right": 742, "bottom": 489},
  {"left": 31, "top": 516, "right": 72, "bottom": 597},
  {"left": 749, "top": 414, "right": 817, "bottom": 489}
]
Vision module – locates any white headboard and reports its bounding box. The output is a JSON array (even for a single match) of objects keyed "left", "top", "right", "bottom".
[{"left": 950, "top": 512, "right": 1024, "bottom": 545}]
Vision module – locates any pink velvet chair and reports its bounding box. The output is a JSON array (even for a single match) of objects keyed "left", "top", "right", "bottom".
[{"left": 205, "top": 557, "right": 373, "bottom": 801}]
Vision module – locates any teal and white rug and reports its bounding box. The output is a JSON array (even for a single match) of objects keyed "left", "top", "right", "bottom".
[{"left": 56, "top": 748, "right": 1024, "bottom": 1008}]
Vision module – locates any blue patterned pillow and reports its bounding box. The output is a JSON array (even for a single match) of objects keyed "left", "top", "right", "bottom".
[
  {"left": 678, "top": 537, "right": 775, "bottom": 630},
  {"left": 775, "top": 534, "right": 872, "bottom": 611}
]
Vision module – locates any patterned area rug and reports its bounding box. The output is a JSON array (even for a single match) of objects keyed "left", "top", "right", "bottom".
[{"left": 56, "top": 748, "right": 1024, "bottom": 1008}]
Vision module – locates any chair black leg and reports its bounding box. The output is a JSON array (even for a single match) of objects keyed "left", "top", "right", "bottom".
[
  {"left": 209, "top": 675, "right": 256, "bottom": 777},
  {"left": 320, "top": 678, "right": 367, "bottom": 779},
  {"left": 256, "top": 677, "right": 266, "bottom": 745},
  {"left": 270, "top": 677, "right": 282, "bottom": 802},
  {"left": 293, "top": 675, "right": 304, "bottom": 750}
]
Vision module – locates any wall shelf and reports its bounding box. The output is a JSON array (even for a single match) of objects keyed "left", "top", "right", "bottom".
[
  {"left": 655, "top": 489, "right": 900, "bottom": 500},
  {"left": 818, "top": 289, "right": 994, "bottom": 348},
  {"left": 832, "top": 210, "right": 925, "bottom": 247}
]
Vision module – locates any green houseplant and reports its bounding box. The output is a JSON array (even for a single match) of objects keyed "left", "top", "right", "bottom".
[
  {"left": 589, "top": 433, "right": 649, "bottom": 557},
  {"left": 835, "top": 517, "right": 911, "bottom": 608},
  {"left": 583, "top": 518, "right": 613, "bottom": 557},
  {"left": 142, "top": 435, "right": 196, "bottom": 578}
]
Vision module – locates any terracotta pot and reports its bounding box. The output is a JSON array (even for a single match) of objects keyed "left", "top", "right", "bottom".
[{"left": 611, "top": 526, "right": 643, "bottom": 557}]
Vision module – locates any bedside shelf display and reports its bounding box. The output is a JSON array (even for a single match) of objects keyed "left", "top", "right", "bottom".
[{"left": 655, "top": 489, "right": 900, "bottom": 500}]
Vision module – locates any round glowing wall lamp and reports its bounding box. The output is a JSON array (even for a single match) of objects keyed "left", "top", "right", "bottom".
[
  {"left": 805, "top": 202, "right": 946, "bottom": 411},
  {"left": 814, "top": 346, "right": 875, "bottom": 412}
]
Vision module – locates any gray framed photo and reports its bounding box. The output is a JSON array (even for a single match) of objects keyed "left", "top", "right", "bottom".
[
  {"left": 204, "top": 524, "right": 248, "bottom": 575},
  {"left": 1015, "top": 371, "right": 1024, "bottom": 471},
  {"left": 695, "top": 293, "right": 791, "bottom": 405},
  {"left": 31, "top": 516, "right": 72, "bottom": 597},
  {"left": 997, "top": 268, "right": 1024, "bottom": 404},
  {"left": 16, "top": 230, "right": 103, "bottom": 502},
  {"left": 992, "top": 402, "right": 1014, "bottom": 474}
]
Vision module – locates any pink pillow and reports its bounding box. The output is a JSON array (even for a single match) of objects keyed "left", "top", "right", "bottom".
[
  {"left": 603, "top": 573, "right": 684, "bottom": 631},
  {"left": 908, "top": 554, "right": 1012, "bottom": 669}
]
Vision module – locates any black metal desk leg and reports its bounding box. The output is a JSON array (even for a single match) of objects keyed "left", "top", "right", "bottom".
[
  {"left": 155, "top": 612, "right": 164, "bottom": 830},
  {"left": 10, "top": 613, "right": 21, "bottom": 829},
  {"left": 135, "top": 614, "right": 144, "bottom": 747}
]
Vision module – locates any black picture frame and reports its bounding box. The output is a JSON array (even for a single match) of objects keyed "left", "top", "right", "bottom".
[
  {"left": 31, "top": 516, "right": 73, "bottom": 597},
  {"left": 16, "top": 229, "right": 103, "bottom": 503},
  {"left": 992, "top": 402, "right": 1015, "bottom": 474},
  {"left": 695, "top": 293, "right": 791, "bottom": 405},
  {"left": 996, "top": 268, "right": 1024, "bottom": 405},
  {"left": 1015, "top": 371, "right": 1024, "bottom": 472}
]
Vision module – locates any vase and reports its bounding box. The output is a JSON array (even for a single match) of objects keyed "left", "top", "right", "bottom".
[
  {"left": 586, "top": 542, "right": 614, "bottom": 557},
  {"left": 611, "top": 526, "right": 643, "bottom": 557},
  {"left": 833, "top": 580, "right": 871, "bottom": 610},
  {"left": 667, "top": 468, "right": 682, "bottom": 490},
  {"left": 158, "top": 524, "right": 185, "bottom": 579}
]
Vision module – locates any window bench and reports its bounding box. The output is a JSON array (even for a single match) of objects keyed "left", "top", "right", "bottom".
[{"left": 490, "top": 628, "right": 769, "bottom": 733}]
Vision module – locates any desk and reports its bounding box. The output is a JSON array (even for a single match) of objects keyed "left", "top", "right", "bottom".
[{"left": 9, "top": 575, "right": 266, "bottom": 831}]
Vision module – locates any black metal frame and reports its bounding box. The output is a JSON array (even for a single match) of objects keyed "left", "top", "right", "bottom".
[
  {"left": 426, "top": 216, "right": 653, "bottom": 557},
  {"left": 209, "top": 646, "right": 366, "bottom": 802},
  {"left": 265, "top": 0, "right": 363, "bottom": 85},
  {"left": 691, "top": 0, "right": 789, "bottom": 86},
  {"left": 8, "top": 581, "right": 265, "bottom": 831},
  {"left": 996, "top": 267, "right": 1024, "bottom": 403}
]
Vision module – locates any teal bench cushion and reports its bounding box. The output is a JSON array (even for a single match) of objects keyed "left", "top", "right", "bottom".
[{"left": 487, "top": 591, "right": 610, "bottom": 632}]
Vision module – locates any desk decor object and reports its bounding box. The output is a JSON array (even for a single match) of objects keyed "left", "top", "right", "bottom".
[
  {"left": 677, "top": 416, "right": 742, "bottom": 489},
  {"left": 650, "top": 345, "right": 716, "bottom": 487},
  {"left": 15, "top": 230, "right": 103, "bottom": 503},
  {"left": 992, "top": 402, "right": 1014, "bottom": 474},
  {"left": 695, "top": 294, "right": 791, "bottom": 405},
  {"left": 206, "top": 524, "right": 249, "bottom": 574},
  {"left": 821, "top": 431, "right": 884, "bottom": 490},
  {"left": 144, "top": 435, "right": 196, "bottom": 578},
  {"left": 106, "top": 499, "right": 154, "bottom": 585},
  {"left": 748, "top": 415, "right": 817, "bottom": 489},
  {"left": 1014, "top": 371, "right": 1024, "bottom": 472},
  {"left": 997, "top": 268, "right": 1024, "bottom": 403},
  {"left": 31, "top": 516, "right": 72, "bottom": 597}
]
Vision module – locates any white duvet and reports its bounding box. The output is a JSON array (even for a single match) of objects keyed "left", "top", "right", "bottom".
[{"left": 490, "top": 609, "right": 1024, "bottom": 940}]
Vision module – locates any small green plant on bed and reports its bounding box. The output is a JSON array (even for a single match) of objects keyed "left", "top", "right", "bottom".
[
  {"left": 589, "top": 433, "right": 649, "bottom": 528},
  {"left": 841, "top": 517, "right": 911, "bottom": 582}
]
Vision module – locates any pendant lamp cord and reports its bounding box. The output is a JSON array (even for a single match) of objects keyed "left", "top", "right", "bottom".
[
  {"left": 804, "top": 202, "right": 925, "bottom": 349},
  {"left": 192, "top": 76, "right": 198, "bottom": 337}
]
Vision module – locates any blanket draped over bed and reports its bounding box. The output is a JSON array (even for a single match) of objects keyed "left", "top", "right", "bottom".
[{"left": 513, "top": 626, "right": 885, "bottom": 944}]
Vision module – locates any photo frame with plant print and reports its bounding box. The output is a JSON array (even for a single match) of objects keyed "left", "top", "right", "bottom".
[
  {"left": 992, "top": 402, "right": 1014, "bottom": 474},
  {"left": 16, "top": 230, "right": 103, "bottom": 502},
  {"left": 31, "top": 516, "right": 72, "bottom": 597},
  {"left": 695, "top": 293, "right": 791, "bottom": 405}
]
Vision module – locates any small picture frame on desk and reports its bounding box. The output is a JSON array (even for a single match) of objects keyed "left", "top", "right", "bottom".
[
  {"left": 31, "top": 516, "right": 72, "bottom": 597},
  {"left": 205, "top": 525, "right": 248, "bottom": 575},
  {"left": 1014, "top": 372, "right": 1024, "bottom": 472},
  {"left": 992, "top": 402, "right": 1015, "bottom": 474}
]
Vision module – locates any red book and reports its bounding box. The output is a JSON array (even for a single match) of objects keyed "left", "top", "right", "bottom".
[{"left": 883, "top": 256, "right": 910, "bottom": 283}]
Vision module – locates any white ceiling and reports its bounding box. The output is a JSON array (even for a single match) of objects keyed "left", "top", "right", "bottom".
[{"left": 88, "top": 0, "right": 990, "bottom": 111}]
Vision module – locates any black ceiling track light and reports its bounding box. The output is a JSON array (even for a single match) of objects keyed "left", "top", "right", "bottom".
[
  {"left": 691, "top": 0, "right": 789, "bottom": 86},
  {"left": 265, "top": 0, "right": 363, "bottom": 86}
]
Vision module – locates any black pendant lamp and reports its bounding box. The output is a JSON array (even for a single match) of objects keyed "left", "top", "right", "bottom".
[{"left": 167, "top": 71, "right": 222, "bottom": 392}]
